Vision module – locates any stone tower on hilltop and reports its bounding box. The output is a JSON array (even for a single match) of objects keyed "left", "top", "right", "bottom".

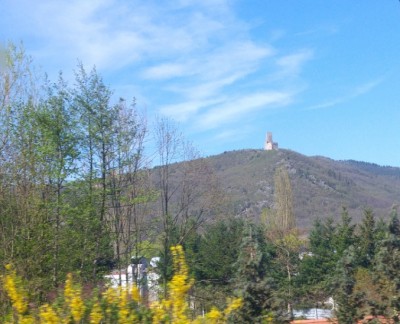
[{"left": 264, "top": 132, "right": 278, "bottom": 150}]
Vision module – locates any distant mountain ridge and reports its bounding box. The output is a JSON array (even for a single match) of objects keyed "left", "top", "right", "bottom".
[{"left": 203, "top": 149, "right": 400, "bottom": 228}]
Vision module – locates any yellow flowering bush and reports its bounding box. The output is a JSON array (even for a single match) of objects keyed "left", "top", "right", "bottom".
[
  {"left": 38, "top": 305, "right": 59, "bottom": 324},
  {"left": 64, "top": 273, "right": 86, "bottom": 322},
  {"left": 151, "top": 245, "right": 194, "bottom": 323},
  {"left": 3, "top": 264, "right": 29, "bottom": 315},
  {"left": 1, "top": 245, "right": 241, "bottom": 323}
]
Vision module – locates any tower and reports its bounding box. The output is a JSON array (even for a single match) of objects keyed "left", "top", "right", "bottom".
[{"left": 264, "top": 132, "right": 278, "bottom": 150}]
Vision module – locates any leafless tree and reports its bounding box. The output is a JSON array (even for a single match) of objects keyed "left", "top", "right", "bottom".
[{"left": 154, "top": 116, "right": 221, "bottom": 294}]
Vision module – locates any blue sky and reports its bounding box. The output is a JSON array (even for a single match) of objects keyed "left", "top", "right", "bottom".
[{"left": 1, "top": 1, "right": 400, "bottom": 166}]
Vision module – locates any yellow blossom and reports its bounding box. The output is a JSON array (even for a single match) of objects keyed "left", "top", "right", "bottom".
[
  {"left": 151, "top": 300, "right": 169, "bottom": 324},
  {"left": 1, "top": 247, "right": 242, "bottom": 324},
  {"left": 131, "top": 284, "right": 141, "bottom": 303},
  {"left": 39, "top": 304, "right": 60, "bottom": 324},
  {"left": 223, "top": 297, "right": 242, "bottom": 317},
  {"left": 18, "top": 315, "right": 35, "bottom": 324},
  {"left": 167, "top": 245, "right": 193, "bottom": 323},
  {"left": 64, "top": 273, "right": 85, "bottom": 322},
  {"left": 103, "top": 286, "right": 118, "bottom": 305},
  {"left": 118, "top": 287, "right": 131, "bottom": 324},
  {"left": 89, "top": 301, "right": 103, "bottom": 324},
  {"left": 206, "top": 307, "right": 222, "bottom": 322},
  {"left": 3, "top": 265, "right": 28, "bottom": 315}
]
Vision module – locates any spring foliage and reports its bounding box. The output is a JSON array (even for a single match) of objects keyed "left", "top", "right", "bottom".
[{"left": 1, "top": 245, "right": 241, "bottom": 323}]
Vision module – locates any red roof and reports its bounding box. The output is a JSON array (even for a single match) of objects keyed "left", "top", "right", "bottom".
[{"left": 292, "top": 316, "right": 391, "bottom": 324}]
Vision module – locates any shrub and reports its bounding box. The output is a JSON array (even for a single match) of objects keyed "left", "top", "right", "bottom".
[{"left": 1, "top": 245, "right": 241, "bottom": 323}]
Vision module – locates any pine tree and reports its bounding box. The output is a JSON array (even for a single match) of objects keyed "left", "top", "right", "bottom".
[
  {"left": 334, "top": 246, "right": 364, "bottom": 323},
  {"left": 195, "top": 219, "right": 244, "bottom": 285},
  {"left": 297, "top": 218, "right": 337, "bottom": 305},
  {"left": 233, "top": 224, "right": 288, "bottom": 323},
  {"left": 373, "top": 209, "right": 400, "bottom": 322},
  {"left": 358, "top": 208, "right": 376, "bottom": 268},
  {"left": 334, "top": 207, "right": 356, "bottom": 258},
  {"left": 186, "top": 218, "right": 244, "bottom": 313}
]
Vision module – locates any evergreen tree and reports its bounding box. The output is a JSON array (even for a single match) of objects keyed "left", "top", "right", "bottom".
[
  {"left": 297, "top": 218, "right": 336, "bottom": 305},
  {"left": 233, "top": 224, "right": 288, "bottom": 323},
  {"left": 194, "top": 218, "right": 244, "bottom": 285},
  {"left": 334, "top": 246, "right": 364, "bottom": 324},
  {"left": 334, "top": 207, "right": 356, "bottom": 258},
  {"left": 373, "top": 209, "right": 400, "bottom": 322},
  {"left": 185, "top": 218, "right": 244, "bottom": 313},
  {"left": 357, "top": 208, "right": 376, "bottom": 268},
  {"left": 375, "top": 216, "right": 388, "bottom": 248}
]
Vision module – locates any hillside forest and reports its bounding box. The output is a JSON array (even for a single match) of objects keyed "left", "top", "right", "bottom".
[{"left": 2, "top": 43, "right": 400, "bottom": 323}]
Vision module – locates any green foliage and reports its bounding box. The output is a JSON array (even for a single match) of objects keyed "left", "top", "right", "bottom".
[
  {"left": 1, "top": 247, "right": 242, "bottom": 324},
  {"left": 0, "top": 44, "right": 149, "bottom": 307},
  {"left": 233, "top": 224, "right": 288, "bottom": 323},
  {"left": 268, "top": 166, "right": 295, "bottom": 234},
  {"left": 334, "top": 246, "right": 364, "bottom": 324},
  {"left": 296, "top": 218, "right": 337, "bottom": 303},
  {"left": 357, "top": 208, "right": 377, "bottom": 268},
  {"left": 194, "top": 219, "right": 244, "bottom": 285},
  {"left": 334, "top": 207, "right": 356, "bottom": 258},
  {"left": 373, "top": 209, "right": 400, "bottom": 321},
  {"left": 327, "top": 208, "right": 400, "bottom": 322}
]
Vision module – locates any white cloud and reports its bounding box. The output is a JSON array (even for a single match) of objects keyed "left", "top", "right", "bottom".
[
  {"left": 307, "top": 77, "right": 384, "bottom": 110},
  {"left": 212, "top": 127, "right": 253, "bottom": 142},
  {"left": 353, "top": 78, "right": 383, "bottom": 96},
  {"left": 144, "top": 40, "right": 273, "bottom": 83},
  {"left": 276, "top": 49, "right": 314, "bottom": 77},
  {"left": 159, "top": 97, "right": 226, "bottom": 122},
  {"left": 142, "top": 63, "right": 187, "bottom": 80},
  {"left": 9, "top": 0, "right": 231, "bottom": 70},
  {"left": 197, "top": 90, "right": 294, "bottom": 130}
]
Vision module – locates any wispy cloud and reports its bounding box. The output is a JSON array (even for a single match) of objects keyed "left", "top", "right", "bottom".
[
  {"left": 142, "top": 63, "right": 188, "bottom": 80},
  {"left": 153, "top": 39, "right": 307, "bottom": 130},
  {"left": 294, "top": 24, "right": 339, "bottom": 37},
  {"left": 3, "top": 0, "right": 312, "bottom": 133},
  {"left": 276, "top": 49, "right": 314, "bottom": 77},
  {"left": 307, "top": 77, "right": 384, "bottom": 110},
  {"left": 6, "top": 0, "right": 237, "bottom": 70},
  {"left": 197, "top": 90, "right": 294, "bottom": 130},
  {"left": 159, "top": 97, "right": 227, "bottom": 122},
  {"left": 143, "top": 41, "right": 273, "bottom": 83},
  {"left": 211, "top": 126, "right": 254, "bottom": 143}
]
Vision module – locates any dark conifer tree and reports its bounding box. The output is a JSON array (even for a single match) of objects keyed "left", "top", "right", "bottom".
[
  {"left": 334, "top": 246, "right": 363, "bottom": 324},
  {"left": 373, "top": 209, "right": 400, "bottom": 322},
  {"left": 334, "top": 207, "right": 356, "bottom": 258},
  {"left": 232, "top": 224, "right": 288, "bottom": 323},
  {"left": 357, "top": 208, "right": 376, "bottom": 268},
  {"left": 194, "top": 218, "right": 244, "bottom": 285},
  {"left": 297, "top": 218, "right": 336, "bottom": 305}
]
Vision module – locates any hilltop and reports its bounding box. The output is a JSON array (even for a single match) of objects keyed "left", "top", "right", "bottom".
[{"left": 202, "top": 149, "right": 400, "bottom": 228}]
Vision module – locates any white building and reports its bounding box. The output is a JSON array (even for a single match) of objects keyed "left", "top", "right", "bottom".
[{"left": 105, "top": 257, "right": 161, "bottom": 303}]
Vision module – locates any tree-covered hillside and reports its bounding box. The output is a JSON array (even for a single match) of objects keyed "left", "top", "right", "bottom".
[{"left": 199, "top": 149, "right": 400, "bottom": 228}]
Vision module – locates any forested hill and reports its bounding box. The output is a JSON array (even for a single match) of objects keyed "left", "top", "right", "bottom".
[{"left": 201, "top": 149, "right": 400, "bottom": 228}]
